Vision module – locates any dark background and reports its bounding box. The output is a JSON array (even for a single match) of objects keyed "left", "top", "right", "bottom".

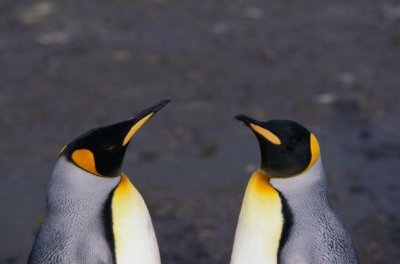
[{"left": 1, "top": 0, "right": 399, "bottom": 263}]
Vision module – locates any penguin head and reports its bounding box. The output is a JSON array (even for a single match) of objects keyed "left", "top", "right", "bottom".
[
  {"left": 235, "top": 115, "right": 320, "bottom": 178},
  {"left": 59, "top": 100, "right": 170, "bottom": 177}
]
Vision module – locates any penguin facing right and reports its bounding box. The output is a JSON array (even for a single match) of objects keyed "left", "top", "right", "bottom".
[
  {"left": 231, "top": 115, "right": 359, "bottom": 264},
  {"left": 28, "top": 100, "right": 170, "bottom": 264}
]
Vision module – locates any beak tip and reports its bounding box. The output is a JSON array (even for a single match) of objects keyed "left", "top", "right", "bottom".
[
  {"left": 234, "top": 114, "right": 245, "bottom": 121},
  {"left": 234, "top": 114, "right": 251, "bottom": 125},
  {"left": 160, "top": 99, "right": 172, "bottom": 105},
  {"left": 157, "top": 98, "right": 171, "bottom": 108},
  {"left": 149, "top": 99, "right": 171, "bottom": 115}
]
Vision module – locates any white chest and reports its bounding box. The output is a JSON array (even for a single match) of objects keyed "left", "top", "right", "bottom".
[
  {"left": 231, "top": 171, "right": 284, "bottom": 264},
  {"left": 111, "top": 175, "right": 160, "bottom": 264}
]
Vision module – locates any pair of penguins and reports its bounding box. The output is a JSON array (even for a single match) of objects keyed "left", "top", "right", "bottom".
[{"left": 29, "top": 100, "right": 359, "bottom": 264}]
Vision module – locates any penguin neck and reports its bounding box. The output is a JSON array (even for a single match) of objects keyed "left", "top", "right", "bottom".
[
  {"left": 231, "top": 170, "right": 284, "bottom": 264},
  {"left": 46, "top": 157, "right": 120, "bottom": 211},
  {"left": 270, "top": 157, "right": 329, "bottom": 215}
]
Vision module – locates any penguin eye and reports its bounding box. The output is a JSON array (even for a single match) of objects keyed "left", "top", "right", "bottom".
[
  {"left": 106, "top": 144, "right": 116, "bottom": 151},
  {"left": 290, "top": 137, "right": 299, "bottom": 145}
]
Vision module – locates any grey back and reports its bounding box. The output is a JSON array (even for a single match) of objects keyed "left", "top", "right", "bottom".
[
  {"left": 28, "top": 157, "right": 120, "bottom": 264},
  {"left": 271, "top": 157, "right": 359, "bottom": 264}
]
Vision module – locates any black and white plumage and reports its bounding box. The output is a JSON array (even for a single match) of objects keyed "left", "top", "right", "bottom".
[
  {"left": 231, "top": 116, "right": 358, "bottom": 264},
  {"left": 28, "top": 100, "right": 170, "bottom": 264}
]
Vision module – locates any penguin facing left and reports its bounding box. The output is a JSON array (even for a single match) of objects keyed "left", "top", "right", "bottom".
[
  {"left": 28, "top": 100, "right": 170, "bottom": 264},
  {"left": 231, "top": 115, "right": 359, "bottom": 264}
]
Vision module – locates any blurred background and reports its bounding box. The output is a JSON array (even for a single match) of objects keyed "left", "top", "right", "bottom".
[{"left": 1, "top": 0, "right": 399, "bottom": 263}]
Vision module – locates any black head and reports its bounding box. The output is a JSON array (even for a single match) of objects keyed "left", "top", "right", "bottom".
[
  {"left": 235, "top": 115, "right": 320, "bottom": 178},
  {"left": 60, "top": 100, "right": 170, "bottom": 177}
]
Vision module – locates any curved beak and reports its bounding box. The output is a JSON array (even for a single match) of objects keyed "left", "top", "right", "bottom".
[
  {"left": 134, "top": 99, "right": 171, "bottom": 121},
  {"left": 235, "top": 114, "right": 281, "bottom": 145},
  {"left": 235, "top": 114, "right": 262, "bottom": 126},
  {"left": 122, "top": 99, "right": 171, "bottom": 146}
]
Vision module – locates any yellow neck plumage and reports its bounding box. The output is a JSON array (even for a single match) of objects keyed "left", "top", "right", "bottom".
[
  {"left": 111, "top": 173, "right": 160, "bottom": 264},
  {"left": 231, "top": 170, "right": 284, "bottom": 264}
]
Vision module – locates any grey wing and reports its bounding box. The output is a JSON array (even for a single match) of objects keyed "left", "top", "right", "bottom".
[
  {"left": 28, "top": 225, "right": 72, "bottom": 264},
  {"left": 28, "top": 218, "right": 113, "bottom": 264},
  {"left": 75, "top": 229, "right": 114, "bottom": 264},
  {"left": 315, "top": 209, "right": 359, "bottom": 264}
]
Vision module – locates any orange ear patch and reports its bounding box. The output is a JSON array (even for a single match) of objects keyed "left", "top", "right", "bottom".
[
  {"left": 305, "top": 133, "right": 320, "bottom": 171},
  {"left": 71, "top": 149, "right": 100, "bottom": 175}
]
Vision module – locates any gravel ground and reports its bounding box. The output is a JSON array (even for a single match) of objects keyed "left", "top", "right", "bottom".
[{"left": 0, "top": 0, "right": 399, "bottom": 263}]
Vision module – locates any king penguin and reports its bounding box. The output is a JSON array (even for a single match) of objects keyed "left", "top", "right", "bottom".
[
  {"left": 28, "top": 100, "right": 170, "bottom": 264},
  {"left": 230, "top": 115, "right": 359, "bottom": 264}
]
